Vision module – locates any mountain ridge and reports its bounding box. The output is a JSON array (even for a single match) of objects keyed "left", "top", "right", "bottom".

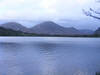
[
  {"left": 29, "top": 21, "right": 81, "bottom": 35},
  {"left": 0, "top": 22, "right": 29, "bottom": 32},
  {"left": 0, "top": 21, "right": 97, "bottom": 36}
]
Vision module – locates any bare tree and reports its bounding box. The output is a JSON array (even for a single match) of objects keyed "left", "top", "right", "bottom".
[{"left": 83, "top": 0, "right": 100, "bottom": 20}]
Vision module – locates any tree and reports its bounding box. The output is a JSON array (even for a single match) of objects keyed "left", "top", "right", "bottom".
[{"left": 83, "top": 0, "right": 100, "bottom": 20}]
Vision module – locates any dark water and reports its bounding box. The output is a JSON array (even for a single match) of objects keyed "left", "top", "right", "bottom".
[{"left": 0, "top": 37, "right": 100, "bottom": 75}]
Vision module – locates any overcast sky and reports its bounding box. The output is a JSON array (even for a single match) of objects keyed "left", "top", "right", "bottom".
[{"left": 0, "top": 0, "right": 100, "bottom": 30}]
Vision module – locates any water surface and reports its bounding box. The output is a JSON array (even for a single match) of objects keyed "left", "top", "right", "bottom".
[{"left": 0, "top": 37, "right": 100, "bottom": 75}]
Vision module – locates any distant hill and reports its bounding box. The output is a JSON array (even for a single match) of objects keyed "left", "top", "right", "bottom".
[
  {"left": 29, "top": 21, "right": 81, "bottom": 36},
  {"left": 0, "top": 22, "right": 29, "bottom": 33},
  {"left": 0, "top": 21, "right": 100, "bottom": 37},
  {"left": 79, "top": 29, "right": 94, "bottom": 35},
  {"left": 0, "top": 27, "right": 37, "bottom": 36},
  {"left": 94, "top": 27, "right": 100, "bottom": 36},
  {"left": 0, "top": 27, "right": 25, "bottom": 36}
]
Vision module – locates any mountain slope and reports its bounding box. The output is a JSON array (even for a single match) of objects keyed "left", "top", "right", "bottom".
[
  {"left": 79, "top": 29, "right": 94, "bottom": 35},
  {"left": 0, "top": 27, "right": 25, "bottom": 36},
  {"left": 0, "top": 22, "right": 29, "bottom": 32},
  {"left": 94, "top": 27, "right": 100, "bottom": 36},
  {"left": 29, "top": 21, "right": 81, "bottom": 35}
]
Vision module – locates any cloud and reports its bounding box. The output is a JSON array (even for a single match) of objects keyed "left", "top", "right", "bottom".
[
  {"left": 0, "top": 0, "right": 100, "bottom": 30},
  {"left": 0, "top": 0, "right": 95, "bottom": 20}
]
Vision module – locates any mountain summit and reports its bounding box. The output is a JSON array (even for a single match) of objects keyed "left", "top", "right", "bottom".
[
  {"left": 0, "top": 22, "right": 29, "bottom": 32},
  {"left": 29, "top": 21, "right": 81, "bottom": 35}
]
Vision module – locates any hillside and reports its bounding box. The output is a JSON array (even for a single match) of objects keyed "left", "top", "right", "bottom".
[
  {"left": 29, "top": 21, "right": 81, "bottom": 36},
  {"left": 1, "top": 21, "right": 99, "bottom": 37},
  {"left": 0, "top": 22, "right": 29, "bottom": 32},
  {"left": 94, "top": 28, "right": 100, "bottom": 36},
  {"left": 0, "top": 27, "right": 26, "bottom": 36}
]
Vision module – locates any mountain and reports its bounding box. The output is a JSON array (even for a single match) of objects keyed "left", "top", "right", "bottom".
[
  {"left": 1, "top": 21, "right": 97, "bottom": 37},
  {"left": 79, "top": 29, "right": 94, "bottom": 35},
  {"left": 0, "top": 27, "right": 38, "bottom": 36},
  {"left": 94, "top": 27, "right": 100, "bottom": 36},
  {"left": 0, "top": 22, "right": 29, "bottom": 32},
  {"left": 29, "top": 21, "right": 81, "bottom": 36},
  {"left": 0, "top": 27, "right": 25, "bottom": 36}
]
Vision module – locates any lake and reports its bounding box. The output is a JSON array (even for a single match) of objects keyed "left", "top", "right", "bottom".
[{"left": 0, "top": 37, "right": 100, "bottom": 75}]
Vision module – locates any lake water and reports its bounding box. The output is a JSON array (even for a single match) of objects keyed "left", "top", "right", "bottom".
[{"left": 0, "top": 37, "right": 100, "bottom": 75}]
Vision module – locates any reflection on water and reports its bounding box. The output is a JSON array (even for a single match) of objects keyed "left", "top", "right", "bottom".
[{"left": 0, "top": 37, "right": 100, "bottom": 75}]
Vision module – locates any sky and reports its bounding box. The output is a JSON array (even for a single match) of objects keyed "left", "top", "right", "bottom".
[{"left": 0, "top": 0, "right": 100, "bottom": 30}]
